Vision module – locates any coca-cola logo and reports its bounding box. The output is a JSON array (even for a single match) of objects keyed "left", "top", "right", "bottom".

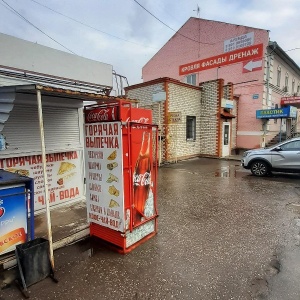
[
  {"left": 133, "top": 172, "right": 151, "bottom": 186},
  {"left": 0, "top": 207, "right": 5, "bottom": 218},
  {"left": 126, "top": 117, "right": 149, "bottom": 123},
  {"left": 86, "top": 109, "right": 111, "bottom": 122}
]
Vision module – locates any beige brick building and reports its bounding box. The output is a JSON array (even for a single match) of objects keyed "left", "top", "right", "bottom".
[{"left": 125, "top": 77, "right": 237, "bottom": 163}]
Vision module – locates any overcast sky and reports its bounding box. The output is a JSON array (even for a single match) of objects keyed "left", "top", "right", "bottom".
[{"left": 0, "top": 0, "right": 299, "bottom": 91}]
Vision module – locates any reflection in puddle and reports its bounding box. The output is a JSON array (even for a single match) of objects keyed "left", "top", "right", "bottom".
[
  {"left": 215, "top": 166, "right": 245, "bottom": 178},
  {"left": 215, "top": 165, "right": 245, "bottom": 177},
  {"left": 286, "top": 203, "right": 300, "bottom": 214}
]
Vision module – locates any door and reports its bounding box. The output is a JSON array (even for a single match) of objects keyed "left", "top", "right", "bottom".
[{"left": 222, "top": 122, "right": 230, "bottom": 157}]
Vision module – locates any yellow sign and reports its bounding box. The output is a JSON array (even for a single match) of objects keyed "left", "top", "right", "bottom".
[{"left": 168, "top": 112, "right": 182, "bottom": 124}]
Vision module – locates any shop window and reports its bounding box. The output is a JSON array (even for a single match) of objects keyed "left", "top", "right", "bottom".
[
  {"left": 276, "top": 66, "right": 281, "bottom": 87},
  {"left": 186, "top": 116, "right": 196, "bottom": 141},
  {"left": 185, "top": 74, "right": 197, "bottom": 86}
]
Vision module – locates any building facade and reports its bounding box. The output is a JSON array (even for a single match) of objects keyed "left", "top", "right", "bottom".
[
  {"left": 126, "top": 77, "right": 237, "bottom": 163},
  {"left": 142, "top": 18, "right": 300, "bottom": 151}
]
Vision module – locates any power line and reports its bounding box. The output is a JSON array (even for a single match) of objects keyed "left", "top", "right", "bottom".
[
  {"left": 132, "top": 0, "right": 213, "bottom": 45},
  {"left": 1, "top": 0, "right": 76, "bottom": 54},
  {"left": 29, "top": 0, "right": 158, "bottom": 50},
  {"left": 285, "top": 47, "right": 300, "bottom": 52}
]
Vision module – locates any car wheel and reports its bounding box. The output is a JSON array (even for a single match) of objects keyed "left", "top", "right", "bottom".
[{"left": 250, "top": 160, "right": 269, "bottom": 176}]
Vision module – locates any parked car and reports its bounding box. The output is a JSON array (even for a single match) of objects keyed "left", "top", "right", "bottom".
[{"left": 241, "top": 137, "right": 300, "bottom": 176}]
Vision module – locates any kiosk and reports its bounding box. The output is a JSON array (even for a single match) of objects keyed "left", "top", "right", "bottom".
[{"left": 84, "top": 99, "right": 158, "bottom": 253}]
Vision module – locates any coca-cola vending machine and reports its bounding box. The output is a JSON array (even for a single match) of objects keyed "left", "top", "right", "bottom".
[{"left": 84, "top": 100, "right": 158, "bottom": 253}]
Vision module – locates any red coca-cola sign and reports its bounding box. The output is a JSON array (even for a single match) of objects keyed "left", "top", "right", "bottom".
[{"left": 85, "top": 107, "right": 117, "bottom": 123}]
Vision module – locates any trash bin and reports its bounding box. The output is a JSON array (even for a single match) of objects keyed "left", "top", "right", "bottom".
[
  {"left": 15, "top": 238, "right": 57, "bottom": 298},
  {"left": 16, "top": 238, "right": 52, "bottom": 287}
]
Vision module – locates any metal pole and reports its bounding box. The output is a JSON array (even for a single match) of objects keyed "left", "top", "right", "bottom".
[
  {"left": 37, "top": 89, "right": 55, "bottom": 270},
  {"left": 279, "top": 118, "right": 282, "bottom": 142},
  {"left": 158, "top": 102, "right": 162, "bottom": 166}
]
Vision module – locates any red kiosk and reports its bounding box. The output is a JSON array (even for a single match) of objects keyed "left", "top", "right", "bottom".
[{"left": 84, "top": 99, "right": 158, "bottom": 253}]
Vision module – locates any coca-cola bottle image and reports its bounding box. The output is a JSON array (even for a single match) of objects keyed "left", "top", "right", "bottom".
[{"left": 133, "top": 131, "right": 151, "bottom": 224}]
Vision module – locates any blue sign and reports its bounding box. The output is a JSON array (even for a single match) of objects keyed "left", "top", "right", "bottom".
[
  {"left": 252, "top": 94, "right": 259, "bottom": 99},
  {"left": 256, "top": 106, "right": 297, "bottom": 119}
]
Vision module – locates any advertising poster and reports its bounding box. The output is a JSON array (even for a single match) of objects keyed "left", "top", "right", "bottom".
[
  {"left": 131, "top": 124, "right": 155, "bottom": 227},
  {"left": 0, "top": 185, "right": 27, "bottom": 255},
  {"left": 85, "top": 121, "right": 124, "bottom": 232},
  {"left": 0, "top": 151, "right": 84, "bottom": 211}
]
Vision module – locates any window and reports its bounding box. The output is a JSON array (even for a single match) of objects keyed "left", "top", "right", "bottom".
[
  {"left": 185, "top": 74, "right": 197, "bottom": 86},
  {"left": 277, "top": 66, "right": 281, "bottom": 87},
  {"left": 284, "top": 72, "right": 289, "bottom": 90},
  {"left": 280, "top": 140, "right": 300, "bottom": 151},
  {"left": 186, "top": 116, "right": 196, "bottom": 140},
  {"left": 292, "top": 78, "right": 295, "bottom": 93},
  {"left": 297, "top": 83, "right": 300, "bottom": 94}
]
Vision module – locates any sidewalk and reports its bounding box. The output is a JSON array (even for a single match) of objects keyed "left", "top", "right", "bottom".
[
  {"left": 1, "top": 201, "right": 89, "bottom": 271},
  {"left": 1, "top": 155, "right": 242, "bottom": 270}
]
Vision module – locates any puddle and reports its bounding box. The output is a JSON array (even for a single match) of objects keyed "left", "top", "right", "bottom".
[
  {"left": 214, "top": 166, "right": 245, "bottom": 178},
  {"left": 286, "top": 203, "right": 300, "bottom": 214},
  {"left": 295, "top": 187, "right": 300, "bottom": 196}
]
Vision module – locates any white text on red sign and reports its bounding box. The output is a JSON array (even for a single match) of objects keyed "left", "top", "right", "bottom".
[{"left": 179, "top": 43, "right": 264, "bottom": 76}]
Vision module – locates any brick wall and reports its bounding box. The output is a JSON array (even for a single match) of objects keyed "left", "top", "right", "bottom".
[
  {"left": 167, "top": 82, "right": 201, "bottom": 158},
  {"left": 199, "top": 80, "right": 219, "bottom": 156},
  {"left": 125, "top": 77, "right": 238, "bottom": 162}
]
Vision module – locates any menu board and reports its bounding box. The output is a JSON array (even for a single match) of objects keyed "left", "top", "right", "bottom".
[
  {"left": 85, "top": 122, "right": 124, "bottom": 232},
  {"left": 0, "top": 151, "right": 84, "bottom": 211}
]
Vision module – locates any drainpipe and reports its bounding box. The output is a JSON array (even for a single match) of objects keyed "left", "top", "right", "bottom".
[{"left": 265, "top": 43, "right": 277, "bottom": 146}]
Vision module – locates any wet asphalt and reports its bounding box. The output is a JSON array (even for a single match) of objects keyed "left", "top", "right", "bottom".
[{"left": 1, "top": 158, "right": 300, "bottom": 300}]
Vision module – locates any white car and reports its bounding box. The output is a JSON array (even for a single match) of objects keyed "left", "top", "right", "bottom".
[{"left": 241, "top": 137, "right": 300, "bottom": 176}]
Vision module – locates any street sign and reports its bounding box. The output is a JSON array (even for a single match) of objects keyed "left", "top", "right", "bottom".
[
  {"left": 252, "top": 94, "right": 259, "bottom": 99},
  {"left": 242, "top": 58, "right": 263, "bottom": 73},
  {"left": 179, "top": 43, "right": 264, "bottom": 76}
]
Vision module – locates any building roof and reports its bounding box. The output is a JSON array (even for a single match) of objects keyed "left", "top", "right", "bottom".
[
  {"left": 268, "top": 41, "right": 300, "bottom": 75},
  {"left": 0, "top": 84, "right": 137, "bottom": 132},
  {"left": 125, "top": 77, "right": 202, "bottom": 91}
]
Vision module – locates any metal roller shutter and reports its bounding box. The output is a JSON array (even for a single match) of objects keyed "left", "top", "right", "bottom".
[{"left": 1, "top": 103, "right": 82, "bottom": 156}]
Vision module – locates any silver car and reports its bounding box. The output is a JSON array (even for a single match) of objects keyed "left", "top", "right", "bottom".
[{"left": 241, "top": 137, "right": 300, "bottom": 176}]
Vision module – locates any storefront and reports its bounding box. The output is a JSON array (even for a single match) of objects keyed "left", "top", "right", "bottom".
[
  {"left": 256, "top": 106, "right": 298, "bottom": 145},
  {"left": 0, "top": 85, "right": 131, "bottom": 214}
]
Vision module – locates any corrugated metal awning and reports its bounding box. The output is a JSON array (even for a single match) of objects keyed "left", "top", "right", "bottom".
[
  {"left": 0, "top": 84, "right": 138, "bottom": 132},
  {"left": 0, "top": 88, "right": 15, "bottom": 132}
]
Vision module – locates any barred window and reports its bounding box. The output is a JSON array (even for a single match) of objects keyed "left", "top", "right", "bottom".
[{"left": 186, "top": 116, "right": 196, "bottom": 140}]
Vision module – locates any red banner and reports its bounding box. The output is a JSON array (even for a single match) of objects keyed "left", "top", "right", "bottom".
[
  {"left": 281, "top": 96, "right": 300, "bottom": 105},
  {"left": 179, "top": 43, "right": 264, "bottom": 75}
]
